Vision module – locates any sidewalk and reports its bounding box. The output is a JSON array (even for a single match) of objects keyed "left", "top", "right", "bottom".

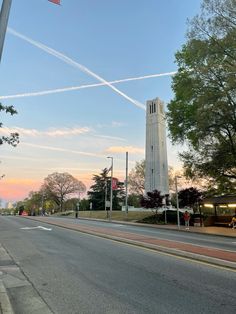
[
  {"left": 71, "top": 216, "right": 236, "bottom": 238},
  {"left": 134, "top": 222, "right": 236, "bottom": 238},
  {"left": 0, "top": 243, "right": 53, "bottom": 314}
]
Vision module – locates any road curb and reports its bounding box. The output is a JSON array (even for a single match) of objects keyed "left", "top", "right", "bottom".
[
  {"left": 0, "top": 280, "right": 14, "bottom": 314},
  {"left": 96, "top": 233, "right": 236, "bottom": 271}
]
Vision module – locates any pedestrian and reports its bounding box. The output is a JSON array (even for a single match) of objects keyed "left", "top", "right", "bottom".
[
  {"left": 183, "top": 211, "right": 190, "bottom": 230},
  {"left": 229, "top": 215, "right": 236, "bottom": 229},
  {"left": 75, "top": 204, "right": 78, "bottom": 219}
]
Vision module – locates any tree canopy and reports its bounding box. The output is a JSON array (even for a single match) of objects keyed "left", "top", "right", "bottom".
[
  {"left": 178, "top": 187, "right": 203, "bottom": 209},
  {"left": 87, "top": 168, "right": 108, "bottom": 210},
  {"left": 88, "top": 168, "right": 125, "bottom": 210},
  {"left": 42, "top": 172, "right": 86, "bottom": 211},
  {"left": 167, "top": 0, "right": 236, "bottom": 194},
  {"left": 0, "top": 103, "right": 19, "bottom": 147},
  {"left": 140, "top": 190, "right": 164, "bottom": 210},
  {"left": 128, "top": 159, "right": 145, "bottom": 195}
]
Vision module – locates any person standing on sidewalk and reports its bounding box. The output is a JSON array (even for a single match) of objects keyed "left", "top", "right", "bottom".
[
  {"left": 183, "top": 211, "right": 190, "bottom": 230},
  {"left": 229, "top": 215, "right": 236, "bottom": 229},
  {"left": 75, "top": 203, "right": 79, "bottom": 219}
]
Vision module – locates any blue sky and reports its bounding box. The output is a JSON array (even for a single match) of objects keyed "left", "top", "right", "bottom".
[{"left": 0, "top": 0, "right": 202, "bottom": 203}]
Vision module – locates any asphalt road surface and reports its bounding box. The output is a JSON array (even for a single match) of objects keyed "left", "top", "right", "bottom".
[{"left": 0, "top": 216, "right": 236, "bottom": 314}]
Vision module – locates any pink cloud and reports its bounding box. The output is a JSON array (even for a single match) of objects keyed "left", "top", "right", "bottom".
[
  {"left": 1, "top": 179, "right": 42, "bottom": 202},
  {"left": 105, "top": 146, "right": 144, "bottom": 154}
]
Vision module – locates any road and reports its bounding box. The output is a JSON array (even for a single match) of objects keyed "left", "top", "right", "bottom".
[{"left": 0, "top": 216, "right": 236, "bottom": 314}]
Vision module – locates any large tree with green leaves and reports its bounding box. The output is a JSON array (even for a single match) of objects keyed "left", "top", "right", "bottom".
[
  {"left": 88, "top": 168, "right": 125, "bottom": 210},
  {"left": 178, "top": 187, "right": 203, "bottom": 209},
  {"left": 167, "top": 0, "right": 236, "bottom": 194},
  {"left": 87, "top": 168, "right": 108, "bottom": 210},
  {"left": 0, "top": 103, "right": 19, "bottom": 146},
  {"left": 140, "top": 190, "right": 164, "bottom": 210},
  {"left": 140, "top": 190, "right": 165, "bottom": 222}
]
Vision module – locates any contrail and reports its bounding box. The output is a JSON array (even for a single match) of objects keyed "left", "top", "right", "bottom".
[
  {"left": 0, "top": 71, "right": 176, "bottom": 100},
  {"left": 7, "top": 28, "right": 146, "bottom": 110},
  {"left": 21, "top": 142, "right": 107, "bottom": 158},
  {"left": 20, "top": 142, "right": 127, "bottom": 163}
]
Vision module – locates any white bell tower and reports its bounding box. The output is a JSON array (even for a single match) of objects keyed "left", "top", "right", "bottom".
[{"left": 145, "top": 97, "right": 169, "bottom": 195}]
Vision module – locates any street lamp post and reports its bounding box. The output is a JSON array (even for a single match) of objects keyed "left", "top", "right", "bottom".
[
  {"left": 107, "top": 156, "right": 113, "bottom": 221},
  {"left": 175, "top": 176, "right": 180, "bottom": 229},
  {"left": 41, "top": 193, "right": 45, "bottom": 216}
]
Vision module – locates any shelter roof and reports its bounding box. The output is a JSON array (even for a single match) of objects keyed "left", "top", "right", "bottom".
[{"left": 201, "top": 195, "right": 236, "bottom": 204}]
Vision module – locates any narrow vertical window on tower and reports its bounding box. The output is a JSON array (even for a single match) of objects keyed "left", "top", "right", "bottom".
[
  {"left": 150, "top": 104, "right": 152, "bottom": 114},
  {"left": 160, "top": 104, "right": 164, "bottom": 115},
  {"left": 153, "top": 103, "right": 156, "bottom": 113}
]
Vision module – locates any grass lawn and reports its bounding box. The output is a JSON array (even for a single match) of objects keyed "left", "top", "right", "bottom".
[{"left": 55, "top": 210, "right": 154, "bottom": 222}]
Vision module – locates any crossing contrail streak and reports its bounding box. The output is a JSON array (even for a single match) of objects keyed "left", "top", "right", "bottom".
[
  {"left": 0, "top": 71, "right": 177, "bottom": 100},
  {"left": 7, "top": 28, "right": 146, "bottom": 110}
]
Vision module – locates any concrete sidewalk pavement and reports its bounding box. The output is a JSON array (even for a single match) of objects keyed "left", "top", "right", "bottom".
[
  {"left": 134, "top": 222, "right": 236, "bottom": 238},
  {"left": 0, "top": 280, "right": 13, "bottom": 314},
  {"left": 0, "top": 243, "right": 53, "bottom": 314}
]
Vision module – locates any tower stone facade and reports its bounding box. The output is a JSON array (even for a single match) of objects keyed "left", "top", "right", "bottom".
[{"left": 145, "top": 97, "right": 169, "bottom": 195}]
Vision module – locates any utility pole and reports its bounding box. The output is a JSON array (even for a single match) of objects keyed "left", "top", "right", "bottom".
[
  {"left": 0, "top": 0, "right": 12, "bottom": 62},
  {"left": 107, "top": 156, "right": 113, "bottom": 221},
  {"left": 104, "top": 179, "right": 108, "bottom": 218},
  {"left": 104, "top": 179, "right": 107, "bottom": 211},
  {"left": 175, "top": 176, "right": 180, "bottom": 229},
  {"left": 125, "top": 151, "right": 128, "bottom": 215}
]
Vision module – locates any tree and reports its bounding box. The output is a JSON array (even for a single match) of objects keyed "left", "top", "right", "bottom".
[
  {"left": 178, "top": 187, "right": 203, "bottom": 209},
  {"left": 128, "top": 160, "right": 177, "bottom": 196},
  {"left": 127, "top": 193, "right": 142, "bottom": 207},
  {"left": 111, "top": 180, "right": 125, "bottom": 211},
  {"left": 140, "top": 189, "right": 165, "bottom": 223},
  {"left": 64, "top": 197, "right": 79, "bottom": 211},
  {"left": 79, "top": 198, "right": 90, "bottom": 211},
  {"left": 24, "top": 191, "right": 44, "bottom": 215},
  {"left": 42, "top": 172, "right": 86, "bottom": 212},
  {"left": 128, "top": 160, "right": 145, "bottom": 195},
  {"left": 167, "top": 0, "right": 236, "bottom": 194},
  {"left": 0, "top": 103, "right": 19, "bottom": 146},
  {"left": 140, "top": 190, "right": 164, "bottom": 213},
  {"left": 88, "top": 168, "right": 125, "bottom": 210},
  {"left": 87, "top": 168, "right": 108, "bottom": 210}
]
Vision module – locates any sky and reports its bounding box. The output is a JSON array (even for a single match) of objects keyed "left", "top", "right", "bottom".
[{"left": 0, "top": 0, "right": 202, "bottom": 204}]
